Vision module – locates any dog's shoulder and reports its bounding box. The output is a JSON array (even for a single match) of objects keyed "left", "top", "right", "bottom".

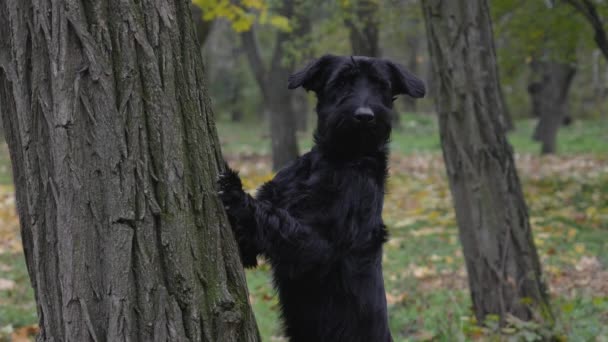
[{"left": 255, "top": 150, "right": 318, "bottom": 203}]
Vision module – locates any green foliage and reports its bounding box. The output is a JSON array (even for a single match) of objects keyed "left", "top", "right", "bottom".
[
  {"left": 492, "top": 0, "right": 591, "bottom": 68},
  {"left": 192, "top": 0, "right": 290, "bottom": 32},
  {"left": 0, "top": 253, "right": 37, "bottom": 330}
]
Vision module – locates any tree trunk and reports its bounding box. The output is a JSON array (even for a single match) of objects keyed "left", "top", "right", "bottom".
[
  {"left": 564, "top": 0, "right": 608, "bottom": 62},
  {"left": 344, "top": 0, "right": 380, "bottom": 57},
  {"left": 0, "top": 1, "right": 260, "bottom": 341},
  {"left": 421, "top": 0, "right": 552, "bottom": 326},
  {"left": 241, "top": 0, "right": 303, "bottom": 170},
  {"left": 293, "top": 89, "right": 309, "bottom": 132},
  {"left": 528, "top": 60, "right": 576, "bottom": 154},
  {"left": 498, "top": 80, "right": 514, "bottom": 131},
  {"left": 267, "top": 56, "right": 299, "bottom": 170},
  {"left": 191, "top": 3, "right": 214, "bottom": 47},
  {"left": 402, "top": 34, "right": 420, "bottom": 113}
]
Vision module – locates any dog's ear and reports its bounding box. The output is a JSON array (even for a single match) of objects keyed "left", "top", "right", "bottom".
[
  {"left": 288, "top": 55, "right": 336, "bottom": 92},
  {"left": 385, "top": 60, "right": 426, "bottom": 98}
]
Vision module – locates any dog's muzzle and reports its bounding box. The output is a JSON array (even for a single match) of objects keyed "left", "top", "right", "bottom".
[{"left": 354, "top": 107, "right": 375, "bottom": 122}]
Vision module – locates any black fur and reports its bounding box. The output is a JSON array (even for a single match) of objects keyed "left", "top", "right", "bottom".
[{"left": 218, "top": 55, "right": 425, "bottom": 342}]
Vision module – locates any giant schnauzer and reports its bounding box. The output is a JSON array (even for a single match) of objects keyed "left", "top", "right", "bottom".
[{"left": 218, "top": 55, "right": 425, "bottom": 342}]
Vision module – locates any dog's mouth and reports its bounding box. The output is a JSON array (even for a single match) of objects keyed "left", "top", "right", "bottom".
[{"left": 314, "top": 112, "right": 391, "bottom": 156}]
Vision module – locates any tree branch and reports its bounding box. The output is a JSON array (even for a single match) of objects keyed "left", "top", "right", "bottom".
[
  {"left": 240, "top": 29, "right": 268, "bottom": 98},
  {"left": 563, "top": 0, "right": 608, "bottom": 61}
]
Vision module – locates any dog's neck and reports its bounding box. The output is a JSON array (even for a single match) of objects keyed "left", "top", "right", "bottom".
[{"left": 313, "top": 130, "right": 390, "bottom": 163}]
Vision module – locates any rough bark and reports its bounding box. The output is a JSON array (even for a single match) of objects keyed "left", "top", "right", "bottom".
[
  {"left": 241, "top": 0, "right": 306, "bottom": 170},
  {"left": 344, "top": 0, "right": 380, "bottom": 57},
  {"left": 528, "top": 60, "right": 576, "bottom": 154},
  {"left": 421, "top": 0, "right": 552, "bottom": 325},
  {"left": 0, "top": 1, "right": 260, "bottom": 341}
]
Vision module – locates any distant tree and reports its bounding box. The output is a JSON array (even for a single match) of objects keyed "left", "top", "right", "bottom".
[
  {"left": 493, "top": 0, "right": 593, "bottom": 152},
  {"left": 193, "top": 0, "right": 317, "bottom": 169},
  {"left": 528, "top": 59, "right": 577, "bottom": 154},
  {"left": 0, "top": 1, "right": 259, "bottom": 340},
  {"left": 375, "top": 0, "right": 429, "bottom": 125},
  {"left": 191, "top": 3, "right": 215, "bottom": 46},
  {"left": 421, "top": 0, "right": 553, "bottom": 327},
  {"left": 241, "top": 0, "right": 313, "bottom": 170},
  {"left": 562, "top": 0, "right": 608, "bottom": 61},
  {"left": 343, "top": 0, "right": 380, "bottom": 57}
]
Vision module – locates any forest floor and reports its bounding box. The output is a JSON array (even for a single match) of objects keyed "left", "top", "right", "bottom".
[{"left": 0, "top": 116, "right": 607, "bottom": 341}]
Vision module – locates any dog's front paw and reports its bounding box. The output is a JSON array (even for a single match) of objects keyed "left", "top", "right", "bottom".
[{"left": 217, "top": 167, "right": 246, "bottom": 210}]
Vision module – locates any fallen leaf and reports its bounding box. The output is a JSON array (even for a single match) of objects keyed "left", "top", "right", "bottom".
[
  {"left": 10, "top": 325, "right": 39, "bottom": 342},
  {"left": 0, "top": 278, "right": 16, "bottom": 291}
]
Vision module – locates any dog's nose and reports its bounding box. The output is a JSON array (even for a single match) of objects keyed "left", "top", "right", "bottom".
[{"left": 354, "top": 107, "right": 375, "bottom": 122}]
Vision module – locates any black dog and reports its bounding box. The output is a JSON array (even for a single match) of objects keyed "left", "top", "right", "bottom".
[{"left": 218, "top": 55, "right": 425, "bottom": 342}]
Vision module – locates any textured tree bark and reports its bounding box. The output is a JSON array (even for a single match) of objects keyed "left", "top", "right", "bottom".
[
  {"left": 421, "top": 0, "right": 553, "bottom": 325},
  {"left": 344, "top": 0, "right": 380, "bottom": 57},
  {"left": 0, "top": 1, "right": 260, "bottom": 341},
  {"left": 528, "top": 61, "right": 576, "bottom": 154}
]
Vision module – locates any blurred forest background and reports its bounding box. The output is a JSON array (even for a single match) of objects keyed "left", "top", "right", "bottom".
[{"left": 1, "top": 0, "right": 607, "bottom": 341}]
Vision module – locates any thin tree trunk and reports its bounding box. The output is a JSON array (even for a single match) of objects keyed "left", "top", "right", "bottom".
[
  {"left": 402, "top": 34, "right": 420, "bottom": 113},
  {"left": 344, "top": 0, "right": 380, "bottom": 57},
  {"left": 241, "top": 0, "right": 303, "bottom": 170},
  {"left": 529, "top": 60, "right": 576, "bottom": 154},
  {"left": 498, "top": 81, "right": 514, "bottom": 131},
  {"left": 0, "top": 1, "right": 259, "bottom": 341},
  {"left": 421, "top": 0, "right": 552, "bottom": 326},
  {"left": 564, "top": 0, "right": 608, "bottom": 62},
  {"left": 293, "top": 89, "right": 309, "bottom": 132},
  {"left": 191, "top": 3, "right": 214, "bottom": 47}
]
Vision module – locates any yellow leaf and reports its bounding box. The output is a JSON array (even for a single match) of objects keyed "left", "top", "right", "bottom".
[
  {"left": 232, "top": 17, "right": 253, "bottom": 32},
  {"left": 0, "top": 278, "right": 16, "bottom": 290},
  {"left": 242, "top": 0, "right": 265, "bottom": 10},
  {"left": 268, "top": 15, "right": 290, "bottom": 31}
]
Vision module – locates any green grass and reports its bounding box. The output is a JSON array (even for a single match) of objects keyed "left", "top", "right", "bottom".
[
  {"left": 0, "top": 144, "right": 12, "bottom": 185},
  {"left": 216, "top": 114, "right": 608, "bottom": 157},
  {"left": 0, "top": 253, "right": 37, "bottom": 329},
  {"left": 241, "top": 164, "right": 608, "bottom": 341}
]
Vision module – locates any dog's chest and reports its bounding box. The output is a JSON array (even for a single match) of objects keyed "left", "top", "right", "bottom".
[{"left": 289, "top": 166, "right": 385, "bottom": 226}]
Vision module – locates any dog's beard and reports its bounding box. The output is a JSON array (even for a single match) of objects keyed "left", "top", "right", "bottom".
[{"left": 314, "top": 109, "right": 391, "bottom": 158}]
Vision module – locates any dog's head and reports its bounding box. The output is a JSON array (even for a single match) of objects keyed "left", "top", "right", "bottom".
[{"left": 288, "top": 55, "right": 425, "bottom": 156}]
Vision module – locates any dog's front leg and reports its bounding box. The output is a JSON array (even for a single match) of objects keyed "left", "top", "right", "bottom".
[
  {"left": 219, "top": 168, "right": 333, "bottom": 276},
  {"left": 217, "top": 167, "right": 262, "bottom": 268},
  {"left": 246, "top": 200, "right": 334, "bottom": 277}
]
